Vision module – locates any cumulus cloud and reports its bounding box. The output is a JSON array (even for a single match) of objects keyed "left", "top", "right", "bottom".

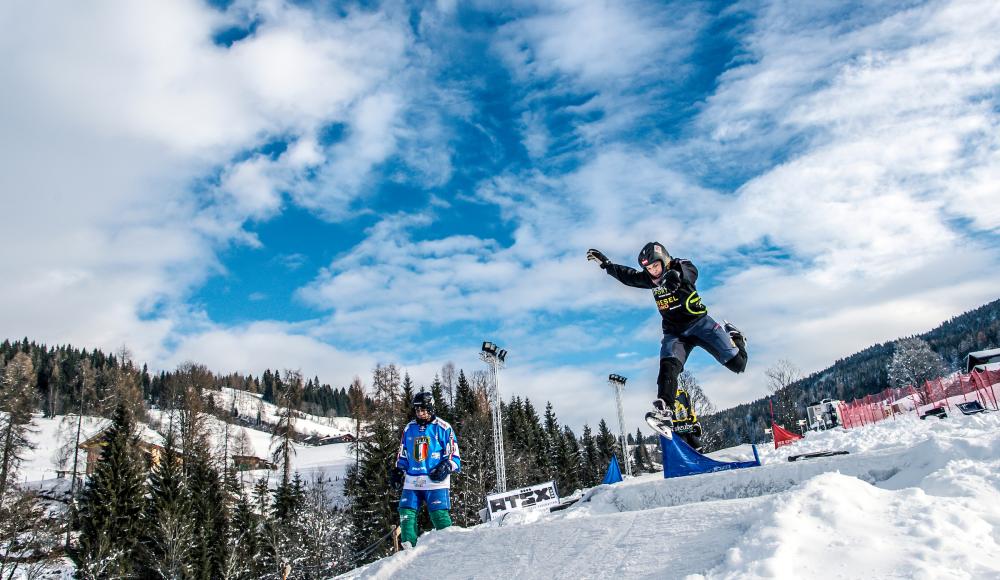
[
  {"left": 165, "top": 320, "right": 377, "bottom": 386},
  {"left": 0, "top": 0, "right": 427, "bottom": 364}
]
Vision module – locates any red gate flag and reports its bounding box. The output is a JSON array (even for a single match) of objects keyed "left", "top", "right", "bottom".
[{"left": 772, "top": 422, "right": 802, "bottom": 449}]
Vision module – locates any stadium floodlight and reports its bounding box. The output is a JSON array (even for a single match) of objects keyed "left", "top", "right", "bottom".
[
  {"left": 607, "top": 374, "right": 633, "bottom": 478},
  {"left": 480, "top": 341, "right": 508, "bottom": 493}
]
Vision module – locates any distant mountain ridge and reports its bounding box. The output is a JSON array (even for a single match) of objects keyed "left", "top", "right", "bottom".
[{"left": 703, "top": 297, "right": 1000, "bottom": 450}]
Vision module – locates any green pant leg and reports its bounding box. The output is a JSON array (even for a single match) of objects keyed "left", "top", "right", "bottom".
[
  {"left": 428, "top": 508, "right": 452, "bottom": 530},
  {"left": 398, "top": 508, "right": 418, "bottom": 546}
]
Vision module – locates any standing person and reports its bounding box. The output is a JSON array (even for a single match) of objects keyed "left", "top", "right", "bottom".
[
  {"left": 390, "top": 391, "right": 461, "bottom": 549},
  {"left": 586, "top": 243, "right": 748, "bottom": 437}
]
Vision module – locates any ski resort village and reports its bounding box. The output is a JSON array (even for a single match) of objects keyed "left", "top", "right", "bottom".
[{"left": 3, "top": 0, "right": 1000, "bottom": 579}]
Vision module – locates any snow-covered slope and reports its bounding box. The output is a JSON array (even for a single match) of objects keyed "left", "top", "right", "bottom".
[
  {"left": 20, "top": 411, "right": 356, "bottom": 501},
  {"left": 210, "top": 387, "right": 358, "bottom": 438},
  {"left": 342, "top": 413, "right": 1000, "bottom": 579}
]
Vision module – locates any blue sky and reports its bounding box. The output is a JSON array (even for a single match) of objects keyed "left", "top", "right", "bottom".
[{"left": 3, "top": 0, "right": 999, "bottom": 432}]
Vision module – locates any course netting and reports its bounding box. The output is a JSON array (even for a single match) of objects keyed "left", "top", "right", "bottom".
[{"left": 837, "top": 368, "right": 1000, "bottom": 429}]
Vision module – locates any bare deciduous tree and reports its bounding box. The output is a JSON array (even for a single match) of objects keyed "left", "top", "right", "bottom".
[
  {"left": 887, "top": 338, "right": 946, "bottom": 388},
  {"left": 765, "top": 359, "right": 802, "bottom": 428},
  {"left": 677, "top": 371, "right": 716, "bottom": 416},
  {"left": 0, "top": 353, "right": 37, "bottom": 500},
  {"left": 441, "top": 362, "right": 456, "bottom": 407}
]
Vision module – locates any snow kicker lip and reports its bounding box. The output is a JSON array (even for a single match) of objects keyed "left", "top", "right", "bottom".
[{"left": 571, "top": 445, "right": 941, "bottom": 517}]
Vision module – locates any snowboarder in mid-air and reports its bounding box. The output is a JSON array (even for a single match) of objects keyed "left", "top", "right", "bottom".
[
  {"left": 587, "top": 243, "right": 748, "bottom": 439},
  {"left": 390, "top": 391, "right": 461, "bottom": 549}
]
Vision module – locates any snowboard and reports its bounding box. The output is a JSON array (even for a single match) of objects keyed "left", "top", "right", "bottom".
[{"left": 644, "top": 411, "right": 673, "bottom": 439}]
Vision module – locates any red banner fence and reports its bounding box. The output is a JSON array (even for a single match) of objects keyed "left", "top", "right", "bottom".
[{"left": 836, "top": 368, "right": 1000, "bottom": 429}]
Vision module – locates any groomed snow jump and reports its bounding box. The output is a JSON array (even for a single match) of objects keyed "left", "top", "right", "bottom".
[{"left": 660, "top": 435, "right": 760, "bottom": 478}]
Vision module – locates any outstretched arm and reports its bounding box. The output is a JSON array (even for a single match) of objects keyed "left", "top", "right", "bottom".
[
  {"left": 604, "top": 262, "right": 656, "bottom": 289},
  {"left": 587, "top": 248, "right": 654, "bottom": 289}
]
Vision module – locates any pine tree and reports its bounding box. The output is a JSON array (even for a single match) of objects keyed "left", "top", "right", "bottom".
[
  {"left": 230, "top": 490, "right": 263, "bottom": 580},
  {"left": 260, "top": 472, "right": 308, "bottom": 577},
  {"left": 523, "top": 399, "right": 549, "bottom": 481},
  {"left": 401, "top": 372, "right": 415, "bottom": 413},
  {"left": 579, "top": 425, "right": 600, "bottom": 487},
  {"left": 595, "top": 419, "right": 617, "bottom": 473},
  {"left": 296, "top": 475, "right": 354, "bottom": 578},
  {"left": 76, "top": 403, "right": 147, "bottom": 578},
  {"left": 142, "top": 423, "right": 191, "bottom": 579},
  {"left": 558, "top": 426, "right": 583, "bottom": 495},
  {"left": 452, "top": 371, "right": 475, "bottom": 418},
  {"left": 633, "top": 428, "right": 653, "bottom": 473},
  {"left": 430, "top": 375, "right": 450, "bottom": 422},
  {"left": 185, "top": 439, "right": 229, "bottom": 580},
  {"left": 344, "top": 364, "right": 404, "bottom": 563},
  {"left": 449, "top": 380, "right": 495, "bottom": 526}
]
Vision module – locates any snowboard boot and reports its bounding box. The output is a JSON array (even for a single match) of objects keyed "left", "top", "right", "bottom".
[
  {"left": 723, "top": 320, "right": 747, "bottom": 351},
  {"left": 645, "top": 399, "right": 675, "bottom": 438}
]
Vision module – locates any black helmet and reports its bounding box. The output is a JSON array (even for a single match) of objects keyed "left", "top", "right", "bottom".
[
  {"left": 638, "top": 242, "right": 671, "bottom": 270},
  {"left": 412, "top": 391, "right": 434, "bottom": 414}
]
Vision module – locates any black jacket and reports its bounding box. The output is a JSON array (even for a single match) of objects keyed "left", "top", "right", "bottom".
[{"left": 604, "top": 258, "right": 707, "bottom": 332}]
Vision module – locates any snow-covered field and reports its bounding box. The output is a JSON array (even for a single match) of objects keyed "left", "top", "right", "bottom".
[{"left": 342, "top": 412, "right": 1000, "bottom": 579}]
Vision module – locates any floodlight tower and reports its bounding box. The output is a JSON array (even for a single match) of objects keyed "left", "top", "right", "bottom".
[
  {"left": 480, "top": 341, "right": 508, "bottom": 493},
  {"left": 608, "top": 374, "right": 633, "bottom": 478}
]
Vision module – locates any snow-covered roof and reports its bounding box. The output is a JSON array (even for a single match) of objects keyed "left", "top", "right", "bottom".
[
  {"left": 967, "top": 347, "right": 1000, "bottom": 359},
  {"left": 79, "top": 420, "right": 166, "bottom": 449},
  {"left": 966, "top": 347, "right": 1000, "bottom": 371}
]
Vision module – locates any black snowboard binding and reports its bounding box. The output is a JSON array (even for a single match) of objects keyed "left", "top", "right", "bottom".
[{"left": 645, "top": 399, "right": 675, "bottom": 439}]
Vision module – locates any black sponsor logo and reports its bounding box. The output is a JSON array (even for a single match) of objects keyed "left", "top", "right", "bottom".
[{"left": 489, "top": 486, "right": 554, "bottom": 513}]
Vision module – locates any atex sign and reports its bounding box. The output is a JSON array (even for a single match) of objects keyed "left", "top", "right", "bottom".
[{"left": 485, "top": 481, "right": 560, "bottom": 519}]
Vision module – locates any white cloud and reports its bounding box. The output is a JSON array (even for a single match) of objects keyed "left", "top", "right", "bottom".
[
  {"left": 492, "top": 0, "right": 707, "bottom": 153},
  {"left": 165, "top": 321, "right": 376, "bottom": 387},
  {"left": 0, "top": 0, "right": 421, "bottom": 365}
]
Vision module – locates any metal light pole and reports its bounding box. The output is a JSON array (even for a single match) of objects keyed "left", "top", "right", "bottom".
[
  {"left": 481, "top": 341, "right": 508, "bottom": 493},
  {"left": 608, "top": 374, "right": 633, "bottom": 478}
]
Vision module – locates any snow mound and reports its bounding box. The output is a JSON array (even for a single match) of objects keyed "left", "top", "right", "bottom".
[
  {"left": 341, "top": 412, "right": 1000, "bottom": 579},
  {"left": 710, "top": 470, "right": 1000, "bottom": 579}
]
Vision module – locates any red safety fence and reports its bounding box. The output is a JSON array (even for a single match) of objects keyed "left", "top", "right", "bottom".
[{"left": 837, "top": 368, "right": 1000, "bottom": 429}]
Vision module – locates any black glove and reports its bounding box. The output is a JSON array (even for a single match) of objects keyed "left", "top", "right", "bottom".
[
  {"left": 428, "top": 460, "right": 453, "bottom": 483},
  {"left": 661, "top": 269, "right": 681, "bottom": 291},
  {"left": 586, "top": 249, "right": 611, "bottom": 269},
  {"left": 390, "top": 466, "right": 405, "bottom": 492}
]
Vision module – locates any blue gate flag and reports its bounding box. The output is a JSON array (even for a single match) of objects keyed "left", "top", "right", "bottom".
[
  {"left": 602, "top": 454, "right": 623, "bottom": 484},
  {"left": 661, "top": 435, "right": 760, "bottom": 479}
]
